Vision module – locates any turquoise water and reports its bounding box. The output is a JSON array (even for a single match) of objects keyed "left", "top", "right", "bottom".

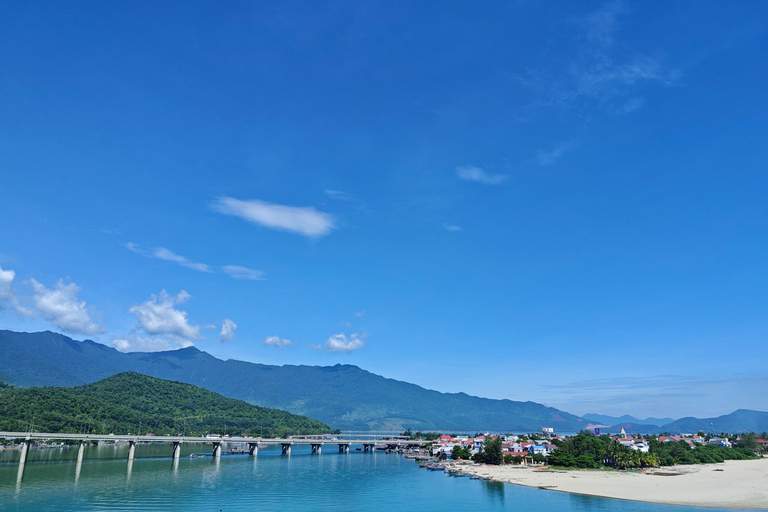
[{"left": 0, "top": 444, "right": 739, "bottom": 512}]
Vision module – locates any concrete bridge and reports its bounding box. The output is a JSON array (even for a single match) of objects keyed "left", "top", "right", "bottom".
[{"left": 1, "top": 431, "right": 428, "bottom": 465}]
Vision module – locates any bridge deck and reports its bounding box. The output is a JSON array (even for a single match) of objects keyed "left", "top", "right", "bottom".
[{"left": 0, "top": 432, "right": 427, "bottom": 446}]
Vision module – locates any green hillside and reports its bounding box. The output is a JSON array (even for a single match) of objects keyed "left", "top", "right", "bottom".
[{"left": 0, "top": 372, "right": 330, "bottom": 436}]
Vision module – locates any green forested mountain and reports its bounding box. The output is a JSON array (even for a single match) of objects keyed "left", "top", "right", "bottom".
[
  {"left": 0, "top": 330, "right": 588, "bottom": 432},
  {"left": 0, "top": 372, "right": 330, "bottom": 436}
]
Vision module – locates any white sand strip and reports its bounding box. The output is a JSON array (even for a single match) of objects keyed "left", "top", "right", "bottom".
[{"left": 450, "top": 458, "right": 768, "bottom": 509}]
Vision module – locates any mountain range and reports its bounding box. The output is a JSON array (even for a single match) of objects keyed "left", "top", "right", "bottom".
[
  {"left": 1, "top": 330, "right": 766, "bottom": 434},
  {"left": 582, "top": 413, "right": 676, "bottom": 427},
  {"left": 610, "top": 410, "right": 768, "bottom": 435},
  {"left": 0, "top": 330, "right": 587, "bottom": 432}
]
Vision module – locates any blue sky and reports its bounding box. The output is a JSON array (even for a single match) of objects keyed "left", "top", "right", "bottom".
[{"left": 1, "top": 0, "right": 766, "bottom": 419}]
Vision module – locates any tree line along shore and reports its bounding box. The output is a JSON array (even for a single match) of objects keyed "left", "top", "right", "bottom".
[{"left": 407, "top": 429, "right": 766, "bottom": 469}]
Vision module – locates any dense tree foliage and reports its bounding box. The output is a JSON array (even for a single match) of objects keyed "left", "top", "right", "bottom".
[
  {"left": 548, "top": 431, "right": 756, "bottom": 469},
  {"left": 474, "top": 436, "right": 503, "bottom": 465},
  {"left": 451, "top": 445, "right": 473, "bottom": 460},
  {"left": 0, "top": 372, "right": 330, "bottom": 437}
]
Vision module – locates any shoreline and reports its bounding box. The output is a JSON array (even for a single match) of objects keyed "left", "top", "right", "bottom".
[{"left": 441, "top": 458, "right": 768, "bottom": 510}]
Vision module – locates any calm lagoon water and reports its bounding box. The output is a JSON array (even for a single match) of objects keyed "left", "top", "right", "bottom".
[{"left": 0, "top": 444, "right": 738, "bottom": 512}]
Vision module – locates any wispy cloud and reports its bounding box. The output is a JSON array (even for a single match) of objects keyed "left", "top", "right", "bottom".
[
  {"left": 111, "top": 335, "right": 194, "bottom": 353},
  {"left": 324, "top": 189, "right": 354, "bottom": 201},
  {"left": 536, "top": 140, "right": 577, "bottom": 166},
  {"left": 129, "top": 290, "right": 201, "bottom": 340},
  {"left": 125, "top": 243, "right": 264, "bottom": 281},
  {"left": 443, "top": 224, "right": 462, "bottom": 232},
  {"left": 456, "top": 166, "right": 508, "bottom": 185},
  {"left": 515, "top": 1, "right": 680, "bottom": 114},
  {"left": 211, "top": 197, "right": 336, "bottom": 238},
  {"left": 221, "top": 265, "right": 265, "bottom": 281},
  {"left": 263, "top": 335, "right": 293, "bottom": 348},
  {"left": 220, "top": 319, "right": 237, "bottom": 341},
  {"left": 29, "top": 278, "right": 104, "bottom": 335},
  {"left": 153, "top": 247, "right": 213, "bottom": 273}
]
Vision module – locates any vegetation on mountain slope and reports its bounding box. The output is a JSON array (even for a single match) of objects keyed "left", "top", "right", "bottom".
[{"left": 0, "top": 372, "right": 330, "bottom": 437}]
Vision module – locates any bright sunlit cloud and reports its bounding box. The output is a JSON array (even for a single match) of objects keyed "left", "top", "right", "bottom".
[
  {"left": 263, "top": 335, "right": 293, "bottom": 348},
  {"left": 29, "top": 278, "right": 104, "bottom": 335},
  {"left": 129, "top": 290, "right": 201, "bottom": 340},
  {"left": 210, "top": 197, "right": 336, "bottom": 238},
  {"left": 320, "top": 331, "right": 366, "bottom": 353},
  {"left": 220, "top": 318, "right": 237, "bottom": 341}
]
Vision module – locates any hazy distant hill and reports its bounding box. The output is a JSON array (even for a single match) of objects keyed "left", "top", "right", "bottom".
[
  {"left": 657, "top": 410, "right": 768, "bottom": 434},
  {"left": 0, "top": 372, "right": 329, "bottom": 435},
  {"left": 583, "top": 413, "right": 675, "bottom": 427},
  {"left": 603, "top": 410, "right": 768, "bottom": 435},
  {"left": 0, "top": 330, "right": 588, "bottom": 432}
]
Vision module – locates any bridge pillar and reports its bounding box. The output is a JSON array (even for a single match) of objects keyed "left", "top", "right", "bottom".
[
  {"left": 128, "top": 441, "right": 136, "bottom": 461},
  {"left": 311, "top": 443, "right": 322, "bottom": 454},
  {"left": 77, "top": 442, "right": 85, "bottom": 464},
  {"left": 248, "top": 443, "right": 258, "bottom": 456},
  {"left": 281, "top": 443, "right": 291, "bottom": 455},
  {"left": 338, "top": 444, "right": 349, "bottom": 453},
  {"left": 18, "top": 438, "right": 31, "bottom": 465},
  {"left": 172, "top": 441, "right": 181, "bottom": 459},
  {"left": 212, "top": 442, "right": 222, "bottom": 458}
]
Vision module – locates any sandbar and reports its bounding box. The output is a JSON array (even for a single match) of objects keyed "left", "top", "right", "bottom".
[{"left": 447, "top": 458, "right": 768, "bottom": 509}]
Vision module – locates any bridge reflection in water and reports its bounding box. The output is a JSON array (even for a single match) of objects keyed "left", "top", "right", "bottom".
[{"left": 2, "top": 431, "right": 428, "bottom": 485}]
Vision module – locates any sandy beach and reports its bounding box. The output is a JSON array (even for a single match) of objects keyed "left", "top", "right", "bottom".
[{"left": 447, "top": 458, "right": 768, "bottom": 509}]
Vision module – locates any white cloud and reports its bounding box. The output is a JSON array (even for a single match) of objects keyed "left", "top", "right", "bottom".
[
  {"left": 111, "top": 335, "right": 194, "bottom": 353},
  {"left": 263, "top": 335, "right": 292, "bottom": 348},
  {"left": 536, "top": 141, "right": 577, "bottom": 166},
  {"left": 355, "top": 309, "right": 366, "bottom": 318},
  {"left": 443, "top": 224, "right": 462, "bottom": 232},
  {"left": 0, "top": 265, "right": 32, "bottom": 316},
  {"left": 129, "top": 290, "right": 201, "bottom": 340},
  {"left": 211, "top": 197, "right": 336, "bottom": 238},
  {"left": 322, "top": 331, "right": 366, "bottom": 353},
  {"left": 456, "top": 166, "right": 508, "bottom": 185},
  {"left": 220, "top": 319, "right": 237, "bottom": 341},
  {"left": 126, "top": 243, "right": 264, "bottom": 281},
  {"left": 30, "top": 279, "right": 104, "bottom": 335},
  {"left": 152, "top": 247, "right": 213, "bottom": 273},
  {"left": 221, "top": 265, "right": 265, "bottom": 281}
]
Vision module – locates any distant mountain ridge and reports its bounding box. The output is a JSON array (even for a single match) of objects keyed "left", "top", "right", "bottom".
[
  {"left": 0, "top": 330, "right": 588, "bottom": 432},
  {"left": 592, "top": 410, "right": 768, "bottom": 435},
  {"left": 583, "top": 413, "right": 675, "bottom": 427}
]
